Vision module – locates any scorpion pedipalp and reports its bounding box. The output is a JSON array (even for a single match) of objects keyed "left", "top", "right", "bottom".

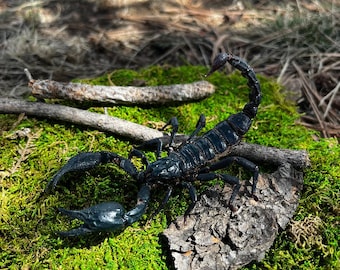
[
  {"left": 57, "top": 184, "right": 150, "bottom": 237},
  {"left": 57, "top": 202, "right": 127, "bottom": 237}
]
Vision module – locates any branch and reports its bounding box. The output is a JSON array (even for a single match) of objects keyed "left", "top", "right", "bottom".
[
  {"left": 28, "top": 78, "right": 215, "bottom": 105},
  {"left": 230, "top": 142, "right": 310, "bottom": 169},
  {"left": 0, "top": 98, "right": 162, "bottom": 142},
  {"left": 1, "top": 98, "right": 310, "bottom": 169}
]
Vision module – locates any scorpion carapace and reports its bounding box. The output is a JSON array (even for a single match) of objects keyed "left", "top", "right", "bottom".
[{"left": 46, "top": 53, "right": 261, "bottom": 236}]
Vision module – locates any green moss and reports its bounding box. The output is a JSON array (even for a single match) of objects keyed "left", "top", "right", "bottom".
[{"left": 0, "top": 66, "right": 338, "bottom": 269}]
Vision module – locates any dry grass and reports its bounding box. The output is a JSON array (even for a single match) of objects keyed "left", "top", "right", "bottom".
[{"left": 0, "top": 0, "right": 339, "bottom": 137}]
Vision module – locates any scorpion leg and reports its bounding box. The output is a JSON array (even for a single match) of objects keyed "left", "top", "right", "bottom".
[
  {"left": 181, "top": 182, "right": 198, "bottom": 220},
  {"left": 147, "top": 186, "right": 173, "bottom": 222},
  {"left": 136, "top": 138, "right": 164, "bottom": 160},
  {"left": 207, "top": 156, "right": 259, "bottom": 200},
  {"left": 160, "top": 117, "right": 179, "bottom": 153},
  {"left": 148, "top": 182, "right": 197, "bottom": 223},
  {"left": 128, "top": 148, "right": 150, "bottom": 168},
  {"left": 134, "top": 117, "right": 179, "bottom": 159},
  {"left": 45, "top": 152, "right": 138, "bottom": 192},
  {"left": 196, "top": 172, "right": 241, "bottom": 211},
  {"left": 187, "top": 114, "right": 206, "bottom": 142},
  {"left": 57, "top": 184, "right": 150, "bottom": 237}
]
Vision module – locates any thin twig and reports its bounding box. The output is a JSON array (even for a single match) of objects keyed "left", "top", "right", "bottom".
[
  {"left": 299, "top": 116, "right": 340, "bottom": 137},
  {"left": 277, "top": 57, "right": 290, "bottom": 84},
  {"left": 24, "top": 68, "right": 33, "bottom": 81}
]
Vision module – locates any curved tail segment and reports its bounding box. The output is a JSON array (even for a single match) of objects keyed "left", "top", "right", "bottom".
[{"left": 206, "top": 53, "right": 261, "bottom": 120}]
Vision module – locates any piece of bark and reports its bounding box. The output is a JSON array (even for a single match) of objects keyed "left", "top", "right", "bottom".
[
  {"left": 28, "top": 79, "right": 215, "bottom": 105},
  {"left": 163, "top": 163, "right": 304, "bottom": 270},
  {"left": 0, "top": 98, "right": 310, "bottom": 168}
]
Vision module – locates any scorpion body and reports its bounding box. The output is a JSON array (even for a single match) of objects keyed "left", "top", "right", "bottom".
[{"left": 46, "top": 53, "right": 261, "bottom": 236}]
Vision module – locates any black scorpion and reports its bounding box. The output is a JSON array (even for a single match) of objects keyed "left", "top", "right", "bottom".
[{"left": 46, "top": 53, "right": 261, "bottom": 237}]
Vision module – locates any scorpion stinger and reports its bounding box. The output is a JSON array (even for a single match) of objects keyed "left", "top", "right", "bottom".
[{"left": 46, "top": 53, "right": 262, "bottom": 236}]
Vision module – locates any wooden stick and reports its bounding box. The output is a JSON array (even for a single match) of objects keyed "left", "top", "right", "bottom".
[
  {"left": 28, "top": 79, "right": 215, "bottom": 105},
  {"left": 0, "top": 98, "right": 162, "bottom": 142},
  {"left": 230, "top": 142, "right": 310, "bottom": 169},
  {"left": 0, "top": 98, "right": 310, "bottom": 169}
]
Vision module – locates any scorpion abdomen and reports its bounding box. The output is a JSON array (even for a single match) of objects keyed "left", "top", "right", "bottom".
[
  {"left": 177, "top": 121, "right": 241, "bottom": 171},
  {"left": 176, "top": 143, "right": 206, "bottom": 170},
  {"left": 176, "top": 112, "right": 252, "bottom": 171}
]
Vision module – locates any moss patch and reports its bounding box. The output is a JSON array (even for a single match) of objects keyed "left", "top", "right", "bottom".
[{"left": 0, "top": 66, "right": 338, "bottom": 269}]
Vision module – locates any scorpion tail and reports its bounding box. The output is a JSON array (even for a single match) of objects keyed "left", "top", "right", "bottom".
[
  {"left": 203, "top": 53, "right": 262, "bottom": 207},
  {"left": 206, "top": 53, "right": 261, "bottom": 120}
]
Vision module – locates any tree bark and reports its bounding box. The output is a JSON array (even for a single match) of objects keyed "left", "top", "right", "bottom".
[{"left": 163, "top": 163, "right": 304, "bottom": 269}]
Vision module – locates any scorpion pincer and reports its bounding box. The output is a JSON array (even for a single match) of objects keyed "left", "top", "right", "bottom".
[{"left": 45, "top": 53, "right": 261, "bottom": 237}]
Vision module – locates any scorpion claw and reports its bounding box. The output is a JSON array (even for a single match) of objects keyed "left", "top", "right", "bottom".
[
  {"left": 56, "top": 185, "right": 150, "bottom": 237},
  {"left": 57, "top": 202, "right": 127, "bottom": 236}
]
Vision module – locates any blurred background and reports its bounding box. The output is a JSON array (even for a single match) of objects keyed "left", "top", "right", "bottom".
[{"left": 0, "top": 0, "right": 339, "bottom": 137}]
